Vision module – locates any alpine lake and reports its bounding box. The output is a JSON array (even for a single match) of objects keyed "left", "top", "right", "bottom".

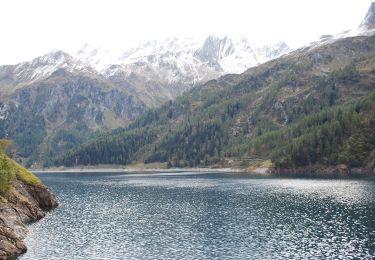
[{"left": 21, "top": 171, "right": 375, "bottom": 259}]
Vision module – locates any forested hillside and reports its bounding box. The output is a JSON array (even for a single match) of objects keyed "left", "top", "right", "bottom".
[{"left": 54, "top": 34, "right": 375, "bottom": 170}]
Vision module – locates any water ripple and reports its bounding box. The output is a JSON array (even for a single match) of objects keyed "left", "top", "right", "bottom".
[{"left": 21, "top": 173, "right": 375, "bottom": 259}]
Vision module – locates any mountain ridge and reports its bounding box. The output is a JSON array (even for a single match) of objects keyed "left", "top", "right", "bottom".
[
  {"left": 0, "top": 35, "right": 292, "bottom": 166},
  {"left": 54, "top": 32, "right": 375, "bottom": 171},
  {"left": 75, "top": 35, "right": 291, "bottom": 98}
]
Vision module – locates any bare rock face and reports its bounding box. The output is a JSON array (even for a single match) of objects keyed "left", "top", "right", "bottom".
[
  {"left": 0, "top": 178, "right": 58, "bottom": 259},
  {"left": 0, "top": 224, "right": 27, "bottom": 260}
]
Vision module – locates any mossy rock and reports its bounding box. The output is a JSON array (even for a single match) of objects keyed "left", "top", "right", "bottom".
[
  {"left": 11, "top": 160, "right": 43, "bottom": 187},
  {"left": 0, "top": 152, "right": 42, "bottom": 192}
]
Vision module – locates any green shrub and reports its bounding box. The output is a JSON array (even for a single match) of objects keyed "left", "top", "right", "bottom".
[{"left": 0, "top": 154, "right": 15, "bottom": 192}]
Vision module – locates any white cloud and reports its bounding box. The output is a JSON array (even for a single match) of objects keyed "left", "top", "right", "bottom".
[{"left": 0, "top": 0, "right": 371, "bottom": 65}]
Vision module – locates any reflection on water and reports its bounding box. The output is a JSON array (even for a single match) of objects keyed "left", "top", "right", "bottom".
[{"left": 21, "top": 172, "right": 375, "bottom": 259}]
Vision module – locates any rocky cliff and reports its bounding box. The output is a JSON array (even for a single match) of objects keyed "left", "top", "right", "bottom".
[{"left": 0, "top": 158, "right": 57, "bottom": 259}]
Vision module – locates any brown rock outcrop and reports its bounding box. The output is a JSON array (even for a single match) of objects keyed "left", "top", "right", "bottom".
[{"left": 0, "top": 177, "right": 57, "bottom": 259}]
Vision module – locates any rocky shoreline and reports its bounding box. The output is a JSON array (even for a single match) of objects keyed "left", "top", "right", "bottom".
[{"left": 0, "top": 177, "right": 58, "bottom": 259}]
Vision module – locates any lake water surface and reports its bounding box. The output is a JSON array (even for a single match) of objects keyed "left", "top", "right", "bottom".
[{"left": 21, "top": 172, "right": 375, "bottom": 259}]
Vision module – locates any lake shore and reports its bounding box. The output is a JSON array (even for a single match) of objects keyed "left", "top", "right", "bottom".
[
  {"left": 30, "top": 166, "right": 252, "bottom": 174},
  {"left": 29, "top": 164, "right": 375, "bottom": 179},
  {"left": 270, "top": 164, "right": 375, "bottom": 178},
  {"left": 21, "top": 171, "right": 375, "bottom": 259}
]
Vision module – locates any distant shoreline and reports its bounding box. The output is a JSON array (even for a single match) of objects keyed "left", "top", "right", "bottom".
[
  {"left": 29, "top": 165, "right": 375, "bottom": 178},
  {"left": 30, "top": 167, "right": 253, "bottom": 174}
]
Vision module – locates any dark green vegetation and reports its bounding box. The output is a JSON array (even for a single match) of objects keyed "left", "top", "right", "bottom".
[
  {"left": 55, "top": 35, "right": 375, "bottom": 169},
  {"left": 229, "top": 93, "right": 375, "bottom": 168}
]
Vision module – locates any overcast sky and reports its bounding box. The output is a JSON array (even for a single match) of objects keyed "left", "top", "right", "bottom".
[{"left": 0, "top": 0, "right": 371, "bottom": 65}]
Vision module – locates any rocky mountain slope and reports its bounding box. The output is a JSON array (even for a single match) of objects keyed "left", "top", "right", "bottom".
[
  {"left": 0, "top": 151, "right": 57, "bottom": 259},
  {"left": 55, "top": 22, "right": 375, "bottom": 173},
  {"left": 0, "top": 52, "right": 148, "bottom": 166},
  {"left": 0, "top": 35, "right": 291, "bottom": 166}
]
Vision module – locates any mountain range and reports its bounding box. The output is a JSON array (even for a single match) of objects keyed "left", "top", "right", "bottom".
[
  {"left": 53, "top": 3, "right": 375, "bottom": 172},
  {"left": 1, "top": 3, "right": 375, "bottom": 169},
  {"left": 75, "top": 37, "right": 290, "bottom": 98},
  {"left": 0, "top": 35, "right": 291, "bottom": 166}
]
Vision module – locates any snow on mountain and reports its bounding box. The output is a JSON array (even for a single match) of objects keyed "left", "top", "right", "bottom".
[
  {"left": 0, "top": 35, "right": 291, "bottom": 97},
  {"left": 112, "top": 37, "right": 214, "bottom": 85},
  {"left": 70, "top": 3, "right": 375, "bottom": 84},
  {"left": 72, "top": 35, "right": 292, "bottom": 87},
  {"left": 0, "top": 35, "right": 291, "bottom": 110},
  {"left": 4, "top": 3, "right": 375, "bottom": 94},
  {"left": 215, "top": 38, "right": 290, "bottom": 74},
  {"left": 3, "top": 50, "right": 95, "bottom": 85},
  {"left": 74, "top": 44, "right": 122, "bottom": 71}
]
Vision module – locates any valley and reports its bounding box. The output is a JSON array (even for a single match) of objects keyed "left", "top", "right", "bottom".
[
  {"left": 0, "top": 1, "right": 374, "bottom": 259},
  {"left": 0, "top": 3, "right": 374, "bottom": 174}
]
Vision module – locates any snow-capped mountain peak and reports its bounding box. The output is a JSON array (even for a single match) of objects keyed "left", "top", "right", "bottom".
[
  {"left": 72, "top": 35, "right": 291, "bottom": 89},
  {"left": 0, "top": 35, "right": 291, "bottom": 101},
  {"left": 11, "top": 50, "right": 93, "bottom": 83}
]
